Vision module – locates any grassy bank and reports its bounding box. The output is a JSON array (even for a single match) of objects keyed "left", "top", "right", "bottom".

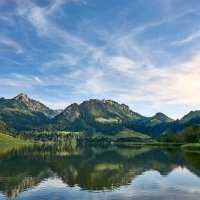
[
  {"left": 115, "top": 142, "right": 182, "bottom": 148},
  {"left": 0, "top": 132, "right": 31, "bottom": 155},
  {"left": 181, "top": 143, "right": 200, "bottom": 153}
]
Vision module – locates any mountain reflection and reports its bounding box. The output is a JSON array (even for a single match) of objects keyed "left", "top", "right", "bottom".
[{"left": 0, "top": 145, "right": 200, "bottom": 199}]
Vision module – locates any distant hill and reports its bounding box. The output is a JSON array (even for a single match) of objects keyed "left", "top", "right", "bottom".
[
  {"left": 178, "top": 125, "right": 200, "bottom": 143},
  {"left": 0, "top": 94, "right": 59, "bottom": 130},
  {"left": 1, "top": 94, "right": 200, "bottom": 139},
  {"left": 146, "top": 112, "right": 174, "bottom": 126},
  {"left": 52, "top": 99, "right": 144, "bottom": 134},
  {"left": 55, "top": 99, "right": 142, "bottom": 122},
  {"left": 13, "top": 93, "right": 59, "bottom": 118},
  {"left": 162, "top": 125, "right": 200, "bottom": 143},
  {"left": 159, "top": 111, "right": 200, "bottom": 137},
  {"left": 124, "top": 112, "right": 174, "bottom": 137},
  {"left": 180, "top": 111, "right": 200, "bottom": 124}
]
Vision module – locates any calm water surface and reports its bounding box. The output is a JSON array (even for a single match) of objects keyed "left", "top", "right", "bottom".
[{"left": 0, "top": 145, "right": 200, "bottom": 200}]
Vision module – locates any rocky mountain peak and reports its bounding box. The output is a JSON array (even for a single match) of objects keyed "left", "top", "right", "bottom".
[
  {"left": 152, "top": 112, "right": 173, "bottom": 122},
  {"left": 55, "top": 103, "right": 80, "bottom": 122},
  {"left": 180, "top": 110, "right": 200, "bottom": 123},
  {"left": 13, "top": 93, "right": 30, "bottom": 102},
  {"left": 13, "top": 93, "right": 57, "bottom": 118},
  {"left": 155, "top": 112, "right": 167, "bottom": 118}
]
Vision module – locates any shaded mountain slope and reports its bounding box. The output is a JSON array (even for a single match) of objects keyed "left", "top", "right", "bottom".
[
  {"left": 13, "top": 93, "right": 59, "bottom": 118},
  {"left": 1, "top": 94, "right": 200, "bottom": 139},
  {"left": 0, "top": 94, "right": 59, "bottom": 130},
  {"left": 52, "top": 99, "right": 145, "bottom": 134}
]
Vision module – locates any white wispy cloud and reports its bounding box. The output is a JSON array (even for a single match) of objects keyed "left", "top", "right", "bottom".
[
  {"left": 41, "top": 53, "right": 79, "bottom": 72},
  {"left": 15, "top": 0, "right": 91, "bottom": 50},
  {"left": 0, "top": 35, "right": 24, "bottom": 54},
  {"left": 0, "top": 73, "right": 43, "bottom": 88},
  {"left": 0, "top": 15, "right": 13, "bottom": 25},
  {"left": 15, "top": 0, "right": 103, "bottom": 74},
  {"left": 170, "top": 29, "right": 200, "bottom": 46},
  {"left": 126, "top": 7, "right": 200, "bottom": 36},
  {"left": 107, "top": 56, "right": 138, "bottom": 73},
  {"left": 110, "top": 52, "right": 200, "bottom": 107}
]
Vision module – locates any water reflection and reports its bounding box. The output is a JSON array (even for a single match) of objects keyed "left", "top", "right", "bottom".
[{"left": 0, "top": 145, "right": 200, "bottom": 200}]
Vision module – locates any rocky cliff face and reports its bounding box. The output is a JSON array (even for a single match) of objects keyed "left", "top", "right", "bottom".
[
  {"left": 13, "top": 93, "right": 58, "bottom": 118},
  {"left": 55, "top": 103, "right": 81, "bottom": 123}
]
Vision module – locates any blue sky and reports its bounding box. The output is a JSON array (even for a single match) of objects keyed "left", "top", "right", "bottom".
[{"left": 0, "top": 0, "right": 200, "bottom": 118}]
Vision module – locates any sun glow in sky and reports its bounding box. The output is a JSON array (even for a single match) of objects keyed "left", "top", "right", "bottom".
[{"left": 0, "top": 0, "right": 200, "bottom": 118}]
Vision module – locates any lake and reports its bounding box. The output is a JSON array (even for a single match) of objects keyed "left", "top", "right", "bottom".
[{"left": 0, "top": 145, "right": 200, "bottom": 200}]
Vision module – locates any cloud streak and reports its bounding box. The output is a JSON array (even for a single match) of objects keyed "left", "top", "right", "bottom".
[
  {"left": 0, "top": 35, "right": 24, "bottom": 54},
  {"left": 170, "top": 29, "right": 200, "bottom": 46}
]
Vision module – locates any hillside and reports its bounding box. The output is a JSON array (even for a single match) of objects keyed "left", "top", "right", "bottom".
[
  {"left": 0, "top": 120, "right": 9, "bottom": 133},
  {"left": 113, "top": 129, "right": 154, "bottom": 143},
  {"left": 13, "top": 93, "right": 59, "bottom": 118},
  {"left": 175, "top": 125, "right": 200, "bottom": 143},
  {"left": 0, "top": 94, "right": 60, "bottom": 130},
  {"left": 180, "top": 111, "right": 200, "bottom": 124},
  {"left": 159, "top": 111, "right": 200, "bottom": 137},
  {"left": 124, "top": 112, "right": 174, "bottom": 137},
  {"left": 1, "top": 94, "right": 200, "bottom": 140},
  {"left": 52, "top": 99, "right": 144, "bottom": 135},
  {"left": 55, "top": 99, "right": 143, "bottom": 122},
  {"left": 146, "top": 113, "right": 174, "bottom": 127},
  {"left": 161, "top": 125, "right": 200, "bottom": 144},
  {"left": 0, "top": 132, "right": 28, "bottom": 154}
]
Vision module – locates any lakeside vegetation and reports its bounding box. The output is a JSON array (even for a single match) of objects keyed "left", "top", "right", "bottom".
[
  {"left": 0, "top": 121, "right": 199, "bottom": 153},
  {"left": 0, "top": 94, "right": 200, "bottom": 153},
  {"left": 0, "top": 132, "right": 30, "bottom": 155},
  {"left": 181, "top": 144, "right": 200, "bottom": 153},
  {"left": 0, "top": 128, "right": 199, "bottom": 154}
]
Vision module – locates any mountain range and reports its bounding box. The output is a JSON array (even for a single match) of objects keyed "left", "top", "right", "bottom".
[{"left": 0, "top": 93, "right": 200, "bottom": 138}]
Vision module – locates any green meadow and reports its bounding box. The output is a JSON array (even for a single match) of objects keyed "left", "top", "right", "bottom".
[{"left": 0, "top": 132, "right": 30, "bottom": 155}]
